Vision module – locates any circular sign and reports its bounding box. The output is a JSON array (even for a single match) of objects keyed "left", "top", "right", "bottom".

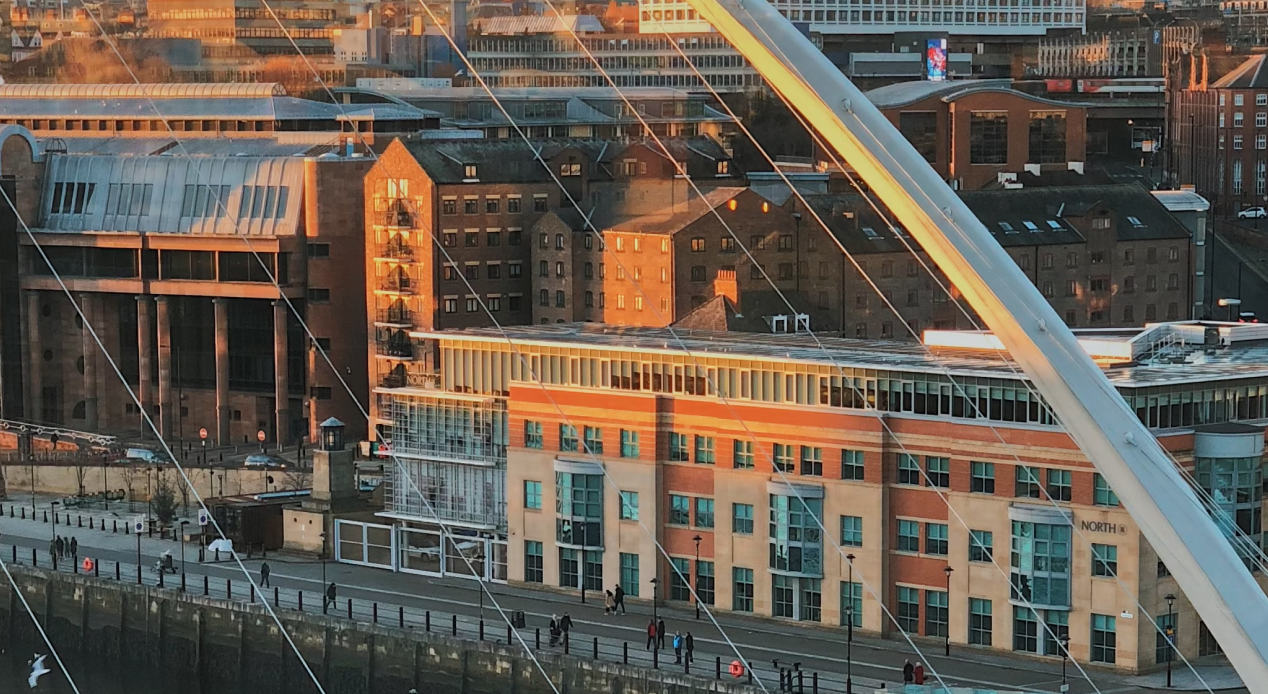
[
  {"left": 256, "top": 430, "right": 266, "bottom": 442},
  {"left": 729, "top": 661, "right": 744, "bottom": 678},
  {"left": 199, "top": 428, "right": 208, "bottom": 440}
]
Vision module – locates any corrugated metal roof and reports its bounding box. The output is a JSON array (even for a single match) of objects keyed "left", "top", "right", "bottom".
[
  {"left": 50, "top": 137, "right": 333, "bottom": 157},
  {"left": 473, "top": 14, "right": 604, "bottom": 35},
  {"left": 0, "top": 83, "right": 286, "bottom": 98}
]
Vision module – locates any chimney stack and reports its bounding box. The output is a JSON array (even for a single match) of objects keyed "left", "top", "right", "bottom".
[{"left": 714, "top": 269, "right": 738, "bottom": 309}]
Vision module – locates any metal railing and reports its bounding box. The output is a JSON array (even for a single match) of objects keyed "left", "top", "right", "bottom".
[
  {"left": 375, "top": 307, "right": 414, "bottom": 326},
  {"left": 379, "top": 210, "right": 417, "bottom": 229},
  {"left": 376, "top": 241, "right": 416, "bottom": 260},
  {"left": 375, "top": 341, "right": 415, "bottom": 359}
]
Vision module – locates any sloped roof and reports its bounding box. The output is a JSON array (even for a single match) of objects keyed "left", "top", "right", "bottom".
[
  {"left": 672, "top": 291, "right": 838, "bottom": 333},
  {"left": 403, "top": 138, "right": 616, "bottom": 184},
  {"left": 607, "top": 187, "right": 748, "bottom": 235},
  {"left": 865, "top": 78, "right": 1085, "bottom": 109},
  {"left": 473, "top": 14, "right": 605, "bottom": 35},
  {"left": 1212, "top": 54, "right": 1268, "bottom": 90}
]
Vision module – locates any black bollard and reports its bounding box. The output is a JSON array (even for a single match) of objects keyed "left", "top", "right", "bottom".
[
  {"left": 373, "top": 602, "right": 378, "bottom": 624},
  {"left": 347, "top": 599, "right": 352, "bottom": 620},
  {"left": 181, "top": 573, "right": 186, "bottom": 592},
  {"left": 77, "top": 515, "right": 82, "bottom": 528},
  {"left": 506, "top": 623, "right": 512, "bottom": 645},
  {"left": 716, "top": 657, "right": 722, "bottom": 679},
  {"left": 479, "top": 619, "right": 484, "bottom": 641},
  {"left": 113, "top": 520, "right": 117, "bottom": 533},
  {"left": 115, "top": 562, "right": 120, "bottom": 581},
  {"left": 158, "top": 570, "right": 164, "bottom": 588},
  {"left": 274, "top": 586, "right": 279, "bottom": 607},
  {"left": 813, "top": 672, "right": 819, "bottom": 694},
  {"left": 30, "top": 547, "right": 35, "bottom": 567},
  {"left": 653, "top": 647, "right": 659, "bottom": 669},
  {"left": 623, "top": 642, "right": 629, "bottom": 664},
  {"left": 227, "top": 578, "right": 231, "bottom": 599},
  {"left": 564, "top": 632, "right": 570, "bottom": 655},
  {"left": 42, "top": 511, "right": 47, "bottom": 523},
  {"left": 203, "top": 575, "right": 209, "bottom": 596},
  {"left": 298, "top": 591, "right": 303, "bottom": 611},
  {"left": 593, "top": 637, "right": 598, "bottom": 660},
  {"left": 451, "top": 614, "right": 457, "bottom": 636},
  {"left": 426, "top": 611, "right": 431, "bottom": 632},
  {"left": 535, "top": 628, "right": 540, "bottom": 650},
  {"left": 399, "top": 606, "right": 404, "bottom": 629},
  {"left": 10, "top": 545, "right": 14, "bottom": 563},
  {"left": 250, "top": 585, "right": 255, "bottom": 603},
  {"left": 95, "top": 560, "right": 99, "bottom": 578}
]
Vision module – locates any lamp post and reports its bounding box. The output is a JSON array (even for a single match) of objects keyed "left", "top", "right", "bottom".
[
  {"left": 693, "top": 534, "right": 702, "bottom": 620},
  {"left": 846, "top": 553, "right": 855, "bottom": 694},
  {"left": 650, "top": 576, "right": 660, "bottom": 647},
  {"left": 50, "top": 500, "right": 59, "bottom": 542},
  {"left": 319, "top": 531, "right": 328, "bottom": 586},
  {"left": 1166, "top": 593, "right": 1177, "bottom": 688},
  {"left": 179, "top": 520, "right": 190, "bottom": 581},
  {"left": 943, "top": 565, "right": 953, "bottom": 656},
  {"left": 1060, "top": 635, "right": 1070, "bottom": 692},
  {"left": 475, "top": 549, "right": 487, "bottom": 622},
  {"left": 146, "top": 467, "right": 153, "bottom": 524}
]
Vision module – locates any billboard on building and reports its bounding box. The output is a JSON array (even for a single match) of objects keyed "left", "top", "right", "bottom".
[{"left": 926, "top": 38, "right": 947, "bottom": 82}]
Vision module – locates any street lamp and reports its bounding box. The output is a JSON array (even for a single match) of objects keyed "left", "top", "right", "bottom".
[
  {"left": 650, "top": 576, "right": 660, "bottom": 648},
  {"left": 1165, "top": 593, "right": 1177, "bottom": 688},
  {"left": 319, "top": 531, "right": 327, "bottom": 586},
  {"left": 943, "top": 565, "right": 954, "bottom": 656},
  {"left": 179, "top": 520, "right": 190, "bottom": 581},
  {"left": 475, "top": 550, "right": 487, "bottom": 622},
  {"left": 845, "top": 553, "right": 855, "bottom": 694},
  {"left": 1060, "top": 635, "right": 1070, "bottom": 692},
  {"left": 692, "top": 534, "right": 702, "bottom": 620}
]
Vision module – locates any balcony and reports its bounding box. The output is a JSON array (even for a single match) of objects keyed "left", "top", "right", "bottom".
[
  {"left": 379, "top": 370, "right": 438, "bottom": 389},
  {"left": 376, "top": 307, "right": 414, "bottom": 327},
  {"left": 376, "top": 275, "right": 416, "bottom": 295},
  {"left": 376, "top": 240, "right": 417, "bottom": 262},
  {"left": 379, "top": 208, "right": 417, "bottom": 229},
  {"left": 376, "top": 340, "right": 415, "bottom": 360}
]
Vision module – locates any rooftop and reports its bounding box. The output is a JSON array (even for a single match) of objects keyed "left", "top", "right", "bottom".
[
  {"left": 1211, "top": 54, "right": 1268, "bottom": 90},
  {"left": 607, "top": 187, "right": 748, "bottom": 235},
  {"left": 865, "top": 78, "right": 1089, "bottom": 109},
  {"left": 472, "top": 14, "right": 606, "bottom": 34}
]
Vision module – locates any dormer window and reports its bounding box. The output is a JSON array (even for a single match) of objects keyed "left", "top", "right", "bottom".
[
  {"left": 560, "top": 163, "right": 581, "bottom": 177},
  {"left": 717, "top": 160, "right": 730, "bottom": 176},
  {"left": 464, "top": 164, "right": 477, "bottom": 179}
]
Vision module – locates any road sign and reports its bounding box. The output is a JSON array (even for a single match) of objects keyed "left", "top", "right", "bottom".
[
  {"left": 199, "top": 428, "right": 208, "bottom": 440},
  {"left": 198, "top": 509, "right": 209, "bottom": 526},
  {"left": 257, "top": 430, "right": 266, "bottom": 442},
  {"left": 133, "top": 518, "right": 144, "bottom": 533}
]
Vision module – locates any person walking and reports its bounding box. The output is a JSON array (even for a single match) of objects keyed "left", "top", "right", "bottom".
[
  {"left": 560, "top": 612, "right": 573, "bottom": 634},
  {"left": 673, "top": 632, "right": 683, "bottom": 664},
  {"left": 645, "top": 619, "right": 657, "bottom": 650},
  {"left": 656, "top": 618, "right": 666, "bottom": 649},
  {"left": 324, "top": 582, "right": 337, "bottom": 611},
  {"left": 549, "top": 615, "right": 560, "bottom": 647},
  {"left": 260, "top": 561, "right": 271, "bottom": 589},
  {"left": 55, "top": 536, "right": 63, "bottom": 560},
  {"left": 603, "top": 590, "right": 615, "bottom": 615},
  {"left": 913, "top": 662, "right": 925, "bottom": 685},
  {"left": 47, "top": 539, "right": 55, "bottom": 565},
  {"left": 69, "top": 537, "right": 77, "bottom": 562},
  {"left": 685, "top": 632, "right": 695, "bottom": 664},
  {"left": 613, "top": 584, "right": 626, "bottom": 614},
  {"left": 902, "top": 659, "right": 914, "bottom": 685}
]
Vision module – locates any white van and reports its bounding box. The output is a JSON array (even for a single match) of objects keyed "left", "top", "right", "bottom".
[{"left": 119, "top": 448, "right": 167, "bottom": 464}]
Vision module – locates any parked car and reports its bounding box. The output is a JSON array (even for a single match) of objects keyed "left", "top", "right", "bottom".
[
  {"left": 1238, "top": 206, "right": 1267, "bottom": 219},
  {"left": 244, "top": 454, "right": 287, "bottom": 469},
  {"left": 115, "top": 448, "right": 169, "bottom": 465}
]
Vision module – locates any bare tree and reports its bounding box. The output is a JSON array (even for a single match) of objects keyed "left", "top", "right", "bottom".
[
  {"left": 280, "top": 469, "right": 312, "bottom": 491},
  {"left": 151, "top": 474, "right": 178, "bottom": 526},
  {"left": 74, "top": 463, "right": 87, "bottom": 498},
  {"left": 119, "top": 465, "right": 138, "bottom": 504}
]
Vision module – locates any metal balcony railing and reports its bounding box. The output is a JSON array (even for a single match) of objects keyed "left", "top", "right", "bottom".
[
  {"left": 378, "top": 275, "right": 415, "bottom": 293},
  {"left": 376, "top": 341, "right": 415, "bottom": 359},
  {"left": 376, "top": 307, "right": 414, "bottom": 326},
  {"left": 377, "top": 241, "right": 416, "bottom": 260},
  {"left": 379, "top": 371, "right": 439, "bottom": 389},
  {"left": 379, "top": 209, "right": 417, "bottom": 229}
]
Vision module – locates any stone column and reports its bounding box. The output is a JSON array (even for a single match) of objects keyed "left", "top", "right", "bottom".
[
  {"left": 23, "top": 291, "right": 41, "bottom": 421},
  {"left": 214, "top": 298, "right": 230, "bottom": 446},
  {"left": 273, "top": 300, "right": 290, "bottom": 445},
  {"left": 136, "top": 295, "right": 153, "bottom": 431},
  {"left": 79, "top": 293, "right": 99, "bottom": 432},
  {"left": 155, "top": 296, "right": 173, "bottom": 441}
]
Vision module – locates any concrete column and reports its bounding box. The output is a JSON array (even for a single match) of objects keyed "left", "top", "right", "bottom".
[
  {"left": 272, "top": 300, "right": 289, "bottom": 444},
  {"left": 79, "top": 292, "right": 99, "bottom": 432},
  {"left": 156, "top": 296, "right": 173, "bottom": 441},
  {"left": 136, "top": 295, "right": 153, "bottom": 430},
  {"left": 23, "top": 291, "right": 42, "bottom": 422},
  {"left": 214, "top": 298, "right": 230, "bottom": 446}
]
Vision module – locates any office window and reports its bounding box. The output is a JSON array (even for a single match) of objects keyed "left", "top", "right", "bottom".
[
  {"left": 841, "top": 515, "right": 862, "bottom": 547},
  {"left": 897, "top": 454, "right": 921, "bottom": 485},
  {"left": 525, "top": 541, "right": 543, "bottom": 583},
  {"left": 926, "top": 590, "right": 948, "bottom": 639},
  {"left": 620, "top": 491, "right": 639, "bottom": 520},
  {"left": 583, "top": 426, "right": 603, "bottom": 455},
  {"left": 897, "top": 586, "right": 920, "bottom": 632},
  {"left": 841, "top": 449, "right": 865, "bottom": 480},
  {"left": 899, "top": 111, "right": 938, "bottom": 162},
  {"left": 670, "top": 557, "right": 691, "bottom": 601},
  {"left": 1047, "top": 468, "right": 1072, "bottom": 502},
  {"left": 620, "top": 430, "right": 640, "bottom": 458},
  {"left": 1091, "top": 614, "right": 1117, "bottom": 663},
  {"left": 734, "top": 440, "right": 754, "bottom": 469},
  {"left": 620, "top": 553, "right": 639, "bottom": 597},
  {"left": 525, "top": 421, "right": 543, "bottom": 448},
  {"left": 1028, "top": 111, "right": 1067, "bottom": 164},
  {"left": 1092, "top": 544, "right": 1117, "bottom": 577},
  {"left": 524, "top": 480, "right": 542, "bottom": 510},
  {"left": 669, "top": 432, "right": 690, "bottom": 461},
  {"left": 1014, "top": 606, "right": 1039, "bottom": 653},
  {"left": 559, "top": 424, "right": 578, "bottom": 452},
  {"left": 1015, "top": 466, "right": 1041, "bottom": 498},
  {"left": 926, "top": 456, "right": 950, "bottom": 487},
  {"left": 733, "top": 568, "right": 754, "bottom": 612},
  {"left": 1093, "top": 473, "right": 1119, "bottom": 506},
  {"left": 1156, "top": 613, "right": 1177, "bottom": 665},
  {"left": 801, "top": 446, "right": 823, "bottom": 476},
  {"left": 926, "top": 523, "right": 949, "bottom": 556},
  {"left": 696, "top": 561, "right": 715, "bottom": 606},
  {"left": 695, "top": 435, "right": 716, "bottom": 464},
  {"left": 969, "top": 598, "right": 993, "bottom": 646},
  {"left": 970, "top": 112, "right": 1008, "bottom": 164},
  {"left": 971, "top": 462, "right": 995, "bottom": 493},
  {"left": 897, "top": 519, "right": 920, "bottom": 553},
  {"left": 695, "top": 498, "right": 715, "bottom": 528},
  {"left": 773, "top": 443, "right": 794, "bottom": 472},
  {"left": 970, "top": 530, "right": 993, "bottom": 562},
  {"left": 669, "top": 495, "right": 690, "bottom": 525},
  {"left": 733, "top": 503, "right": 754, "bottom": 534},
  {"left": 841, "top": 581, "right": 863, "bottom": 627}
]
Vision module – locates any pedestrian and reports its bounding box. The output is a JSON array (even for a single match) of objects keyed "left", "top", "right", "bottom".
[
  {"left": 325, "top": 582, "right": 337, "bottom": 610},
  {"left": 673, "top": 632, "right": 682, "bottom": 664},
  {"left": 604, "top": 590, "right": 615, "bottom": 615},
  {"left": 55, "top": 536, "right": 63, "bottom": 560},
  {"left": 549, "top": 615, "right": 560, "bottom": 647},
  {"left": 614, "top": 584, "right": 626, "bottom": 614},
  {"left": 560, "top": 612, "right": 573, "bottom": 634},
  {"left": 685, "top": 632, "right": 695, "bottom": 664},
  {"left": 656, "top": 618, "right": 666, "bottom": 649},
  {"left": 645, "top": 619, "right": 656, "bottom": 650},
  {"left": 47, "top": 539, "right": 55, "bottom": 564},
  {"left": 70, "top": 537, "right": 77, "bottom": 561},
  {"left": 913, "top": 662, "right": 925, "bottom": 685},
  {"left": 902, "top": 659, "right": 914, "bottom": 684},
  {"left": 260, "top": 561, "right": 271, "bottom": 589}
]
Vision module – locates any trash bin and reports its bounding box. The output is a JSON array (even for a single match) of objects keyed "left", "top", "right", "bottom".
[{"left": 512, "top": 610, "right": 526, "bottom": 628}]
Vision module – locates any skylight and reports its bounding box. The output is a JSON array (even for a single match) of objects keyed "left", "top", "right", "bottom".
[
  {"left": 862, "top": 226, "right": 880, "bottom": 239},
  {"left": 1127, "top": 216, "right": 1144, "bottom": 228},
  {"left": 1022, "top": 220, "right": 1039, "bottom": 231},
  {"left": 1047, "top": 220, "right": 1062, "bottom": 230}
]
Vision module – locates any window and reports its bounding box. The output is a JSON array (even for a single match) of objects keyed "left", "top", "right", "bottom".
[
  {"left": 507, "top": 197, "right": 521, "bottom": 214},
  {"left": 307, "top": 288, "right": 331, "bottom": 303},
  {"left": 840, "top": 515, "right": 863, "bottom": 547},
  {"left": 533, "top": 194, "right": 548, "bottom": 212},
  {"left": 926, "top": 590, "right": 948, "bottom": 638},
  {"left": 926, "top": 456, "right": 949, "bottom": 488},
  {"left": 525, "top": 541, "right": 543, "bottom": 583},
  {"left": 696, "top": 561, "right": 715, "bottom": 606},
  {"left": 801, "top": 446, "right": 823, "bottom": 476},
  {"left": 778, "top": 235, "right": 794, "bottom": 251},
  {"left": 620, "top": 491, "right": 639, "bottom": 520},
  {"left": 970, "top": 530, "right": 993, "bottom": 562},
  {"left": 620, "top": 430, "right": 639, "bottom": 458},
  {"left": 669, "top": 495, "right": 690, "bottom": 525},
  {"left": 464, "top": 197, "right": 478, "bottom": 214},
  {"left": 669, "top": 432, "right": 690, "bottom": 461},
  {"left": 841, "top": 449, "right": 865, "bottom": 480},
  {"left": 620, "top": 553, "right": 640, "bottom": 597},
  {"left": 1092, "top": 544, "right": 1117, "bottom": 577},
  {"left": 583, "top": 426, "right": 603, "bottom": 455},
  {"left": 485, "top": 198, "right": 500, "bottom": 214},
  {"left": 899, "top": 111, "right": 938, "bottom": 162},
  {"left": 306, "top": 243, "right": 330, "bottom": 258},
  {"left": 524, "top": 480, "right": 542, "bottom": 510},
  {"left": 560, "top": 162, "right": 581, "bottom": 177},
  {"left": 841, "top": 581, "right": 863, "bottom": 627},
  {"left": 1014, "top": 606, "right": 1038, "bottom": 653},
  {"left": 896, "top": 586, "right": 920, "bottom": 632},
  {"left": 670, "top": 557, "right": 691, "bottom": 601},
  {"left": 897, "top": 519, "right": 920, "bottom": 553},
  {"left": 559, "top": 424, "right": 578, "bottom": 452},
  {"left": 695, "top": 436, "right": 716, "bottom": 464},
  {"left": 971, "top": 462, "right": 995, "bottom": 493},
  {"left": 1091, "top": 614, "right": 1116, "bottom": 663},
  {"left": 1047, "top": 468, "right": 1072, "bottom": 502},
  {"left": 969, "top": 598, "right": 993, "bottom": 646},
  {"left": 690, "top": 237, "right": 706, "bottom": 252},
  {"left": 1156, "top": 613, "right": 1177, "bottom": 665},
  {"left": 525, "top": 421, "right": 543, "bottom": 448},
  {"left": 733, "top": 503, "right": 754, "bottom": 534},
  {"left": 1093, "top": 474, "right": 1119, "bottom": 506},
  {"left": 1015, "top": 466, "right": 1041, "bottom": 498},
  {"left": 695, "top": 498, "right": 715, "bottom": 528},
  {"left": 442, "top": 199, "right": 457, "bottom": 215},
  {"left": 733, "top": 568, "right": 754, "bottom": 612},
  {"left": 443, "top": 297, "right": 458, "bottom": 314},
  {"left": 970, "top": 112, "right": 1008, "bottom": 164},
  {"left": 773, "top": 443, "right": 795, "bottom": 472},
  {"left": 509, "top": 263, "right": 522, "bottom": 278},
  {"left": 897, "top": 454, "right": 921, "bottom": 485},
  {"left": 734, "top": 440, "right": 754, "bottom": 469},
  {"left": 1028, "top": 111, "right": 1067, "bottom": 164},
  {"left": 720, "top": 237, "right": 735, "bottom": 253},
  {"left": 1236, "top": 112, "right": 1245, "bottom": 127},
  {"left": 926, "top": 523, "right": 949, "bottom": 555}
]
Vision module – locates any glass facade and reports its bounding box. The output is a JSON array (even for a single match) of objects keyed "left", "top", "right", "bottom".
[
  {"left": 1195, "top": 456, "right": 1263, "bottom": 559},
  {"left": 769, "top": 495, "right": 823, "bottom": 575},
  {"left": 1010, "top": 520, "right": 1071, "bottom": 608},
  {"left": 556, "top": 472, "right": 603, "bottom": 547}
]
